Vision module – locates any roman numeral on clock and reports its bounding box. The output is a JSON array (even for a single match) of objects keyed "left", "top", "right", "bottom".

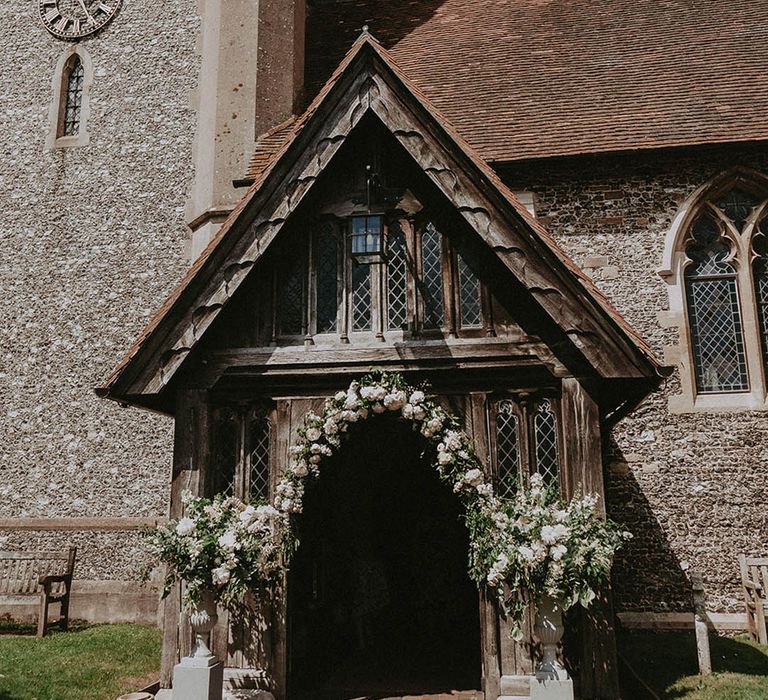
[
  {"left": 54, "top": 16, "right": 68, "bottom": 32},
  {"left": 97, "top": 3, "right": 114, "bottom": 13}
]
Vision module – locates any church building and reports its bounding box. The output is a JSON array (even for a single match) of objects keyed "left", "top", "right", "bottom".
[{"left": 2, "top": 1, "right": 767, "bottom": 699}]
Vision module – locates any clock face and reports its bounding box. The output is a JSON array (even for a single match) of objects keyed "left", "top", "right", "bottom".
[{"left": 39, "top": 0, "right": 122, "bottom": 40}]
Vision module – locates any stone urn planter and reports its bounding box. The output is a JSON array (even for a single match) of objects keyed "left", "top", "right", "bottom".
[
  {"left": 530, "top": 596, "right": 573, "bottom": 699},
  {"left": 188, "top": 589, "right": 219, "bottom": 661},
  {"left": 171, "top": 590, "right": 224, "bottom": 700}
]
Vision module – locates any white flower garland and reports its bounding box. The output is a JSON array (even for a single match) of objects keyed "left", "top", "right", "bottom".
[{"left": 274, "top": 372, "right": 495, "bottom": 524}]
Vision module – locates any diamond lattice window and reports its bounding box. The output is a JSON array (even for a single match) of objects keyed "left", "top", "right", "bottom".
[
  {"left": 247, "top": 407, "right": 271, "bottom": 500},
  {"left": 533, "top": 400, "right": 560, "bottom": 487},
  {"left": 458, "top": 254, "right": 482, "bottom": 328},
  {"left": 684, "top": 215, "right": 748, "bottom": 393},
  {"left": 422, "top": 223, "right": 444, "bottom": 329},
  {"left": 495, "top": 401, "right": 520, "bottom": 498},
  {"left": 753, "top": 223, "right": 768, "bottom": 378},
  {"left": 280, "top": 259, "right": 305, "bottom": 336},
  {"left": 351, "top": 261, "right": 372, "bottom": 331},
  {"left": 387, "top": 225, "right": 408, "bottom": 330}
]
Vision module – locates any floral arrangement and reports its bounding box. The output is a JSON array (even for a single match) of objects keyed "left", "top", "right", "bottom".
[
  {"left": 274, "top": 371, "right": 495, "bottom": 529},
  {"left": 143, "top": 492, "right": 283, "bottom": 610},
  {"left": 467, "top": 473, "right": 631, "bottom": 638},
  {"left": 144, "top": 371, "right": 628, "bottom": 630}
]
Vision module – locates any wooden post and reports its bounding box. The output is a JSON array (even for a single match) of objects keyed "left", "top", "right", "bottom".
[
  {"left": 160, "top": 389, "right": 211, "bottom": 689},
  {"left": 560, "top": 378, "right": 620, "bottom": 700},
  {"left": 691, "top": 572, "right": 712, "bottom": 676}
]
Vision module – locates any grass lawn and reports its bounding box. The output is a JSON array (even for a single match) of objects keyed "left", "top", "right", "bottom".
[
  {"left": 0, "top": 623, "right": 161, "bottom": 700},
  {"left": 620, "top": 630, "right": 768, "bottom": 699}
]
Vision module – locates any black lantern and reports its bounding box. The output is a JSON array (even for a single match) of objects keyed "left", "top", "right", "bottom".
[{"left": 350, "top": 214, "right": 384, "bottom": 262}]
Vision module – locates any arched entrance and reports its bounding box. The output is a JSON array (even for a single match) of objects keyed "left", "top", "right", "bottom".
[{"left": 287, "top": 415, "right": 481, "bottom": 699}]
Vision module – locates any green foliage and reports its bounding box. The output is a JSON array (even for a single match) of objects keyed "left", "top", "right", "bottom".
[
  {"left": 0, "top": 623, "right": 161, "bottom": 700},
  {"left": 142, "top": 494, "right": 283, "bottom": 610}
]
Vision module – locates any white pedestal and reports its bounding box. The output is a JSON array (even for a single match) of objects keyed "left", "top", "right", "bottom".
[
  {"left": 172, "top": 655, "right": 224, "bottom": 700},
  {"left": 530, "top": 677, "right": 574, "bottom": 699}
]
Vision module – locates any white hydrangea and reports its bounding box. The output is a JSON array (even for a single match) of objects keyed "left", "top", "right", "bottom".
[
  {"left": 218, "top": 530, "right": 238, "bottom": 550},
  {"left": 175, "top": 517, "right": 196, "bottom": 536},
  {"left": 212, "top": 566, "right": 231, "bottom": 586}
]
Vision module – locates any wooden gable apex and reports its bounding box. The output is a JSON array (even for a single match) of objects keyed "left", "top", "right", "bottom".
[{"left": 98, "top": 32, "right": 664, "bottom": 411}]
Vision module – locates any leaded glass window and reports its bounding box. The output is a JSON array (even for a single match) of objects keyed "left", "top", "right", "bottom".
[
  {"left": 684, "top": 215, "right": 748, "bottom": 393},
  {"left": 422, "top": 223, "right": 444, "bottom": 329},
  {"left": 495, "top": 401, "right": 520, "bottom": 498},
  {"left": 533, "top": 399, "right": 559, "bottom": 487},
  {"left": 715, "top": 189, "right": 760, "bottom": 233},
  {"left": 458, "top": 254, "right": 482, "bottom": 328},
  {"left": 280, "top": 259, "right": 305, "bottom": 335},
  {"left": 387, "top": 224, "right": 408, "bottom": 330},
  {"left": 61, "top": 55, "right": 84, "bottom": 137},
  {"left": 316, "top": 225, "right": 338, "bottom": 333},
  {"left": 351, "top": 261, "right": 372, "bottom": 331},
  {"left": 247, "top": 407, "right": 271, "bottom": 500},
  {"left": 213, "top": 407, "right": 239, "bottom": 497}
]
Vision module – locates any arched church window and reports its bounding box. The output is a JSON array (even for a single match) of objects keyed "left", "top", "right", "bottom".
[
  {"left": 47, "top": 47, "right": 92, "bottom": 149},
  {"left": 60, "top": 55, "right": 84, "bottom": 137},
  {"left": 661, "top": 171, "right": 768, "bottom": 410},
  {"left": 684, "top": 215, "right": 748, "bottom": 393}
]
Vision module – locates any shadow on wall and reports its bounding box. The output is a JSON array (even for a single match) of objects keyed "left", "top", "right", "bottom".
[
  {"left": 304, "top": 0, "right": 448, "bottom": 97},
  {"left": 604, "top": 436, "right": 692, "bottom": 614}
]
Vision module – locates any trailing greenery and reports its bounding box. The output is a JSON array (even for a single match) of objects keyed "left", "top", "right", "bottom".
[
  {"left": 470, "top": 474, "right": 630, "bottom": 638},
  {"left": 0, "top": 623, "right": 161, "bottom": 700}
]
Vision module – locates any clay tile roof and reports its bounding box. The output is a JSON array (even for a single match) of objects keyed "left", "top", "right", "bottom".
[
  {"left": 247, "top": 117, "right": 298, "bottom": 181},
  {"left": 304, "top": 0, "right": 768, "bottom": 162}
]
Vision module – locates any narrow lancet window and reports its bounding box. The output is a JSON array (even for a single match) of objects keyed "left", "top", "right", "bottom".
[
  {"left": 684, "top": 215, "right": 748, "bottom": 393},
  {"left": 421, "top": 223, "right": 444, "bottom": 329},
  {"left": 495, "top": 401, "right": 520, "bottom": 498},
  {"left": 60, "top": 55, "right": 84, "bottom": 137}
]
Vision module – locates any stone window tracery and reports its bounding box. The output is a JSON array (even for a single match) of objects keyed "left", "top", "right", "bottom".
[{"left": 661, "top": 170, "right": 768, "bottom": 411}]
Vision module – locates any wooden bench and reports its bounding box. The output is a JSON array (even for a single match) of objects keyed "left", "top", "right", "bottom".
[
  {"left": 739, "top": 554, "right": 768, "bottom": 645},
  {"left": 0, "top": 547, "right": 76, "bottom": 637}
]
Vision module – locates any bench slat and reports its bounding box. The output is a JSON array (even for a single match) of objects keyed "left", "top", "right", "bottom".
[{"left": 0, "top": 551, "right": 71, "bottom": 561}]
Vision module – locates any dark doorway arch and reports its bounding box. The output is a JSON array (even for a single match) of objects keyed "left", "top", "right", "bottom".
[{"left": 287, "top": 415, "right": 481, "bottom": 699}]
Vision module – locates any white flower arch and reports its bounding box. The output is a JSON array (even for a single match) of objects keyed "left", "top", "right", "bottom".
[{"left": 274, "top": 371, "right": 495, "bottom": 541}]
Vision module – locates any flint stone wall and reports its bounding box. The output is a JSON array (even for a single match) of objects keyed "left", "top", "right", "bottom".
[
  {"left": 0, "top": 1, "right": 198, "bottom": 541},
  {"left": 501, "top": 143, "right": 768, "bottom": 614}
]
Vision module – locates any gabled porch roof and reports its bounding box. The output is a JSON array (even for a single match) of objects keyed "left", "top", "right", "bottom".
[{"left": 98, "top": 32, "right": 666, "bottom": 414}]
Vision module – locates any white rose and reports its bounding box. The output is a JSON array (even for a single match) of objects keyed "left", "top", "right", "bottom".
[
  {"left": 384, "top": 390, "right": 407, "bottom": 411},
  {"left": 519, "top": 545, "right": 535, "bottom": 562},
  {"left": 409, "top": 390, "right": 425, "bottom": 404},
  {"left": 372, "top": 403, "right": 386, "bottom": 414},
  {"left": 360, "top": 386, "right": 376, "bottom": 400},
  {"left": 309, "top": 454, "right": 322, "bottom": 464},
  {"left": 413, "top": 405, "right": 427, "bottom": 421},
  {"left": 218, "top": 530, "right": 238, "bottom": 550},
  {"left": 291, "top": 460, "right": 309, "bottom": 477},
  {"left": 551, "top": 544, "right": 567, "bottom": 561},
  {"left": 540, "top": 525, "right": 557, "bottom": 544},
  {"left": 463, "top": 468, "right": 484, "bottom": 487},
  {"left": 426, "top": 417, "right": 443, "bottom": 433},
  {"left": 212, "top": 566, "right": 231, "bottom": 585},
  {"left": 334, "top": 391, "right": 346, "bottom": 401},
  {"left": 341, "top": 410, "right": 358, "bottom": 423},
  {"left": 310, "top": 443, "right": 323, "bottom": 454},
  {"left": 357, "top": 407, "right": 369, "bottom": 420},
  {"left": 305, "top": 427, "right": 321, "bottom": 441},
  {"left": 476, "top": 483, "right": 493, "bottom": 497},
  {"left": 175, "top": 517, "right": 196, "bottom": 536},
  {"left": 239, "top": 505, "right": 256, "bottom": 524},
  {"left": 373, "top": 386, "right": 387, "bottom": 401},
  {"left": 437, "top": 451, "right": 453, "bottom": 466},
  {"left": 344, "top": 393, "right": 359, "bottom": 409},
  {"left": 323, "top": 419, "right": 338, "bottom": 435},
  {"left": 402, "top": 404, "right": 415, "bottom": 419}
]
